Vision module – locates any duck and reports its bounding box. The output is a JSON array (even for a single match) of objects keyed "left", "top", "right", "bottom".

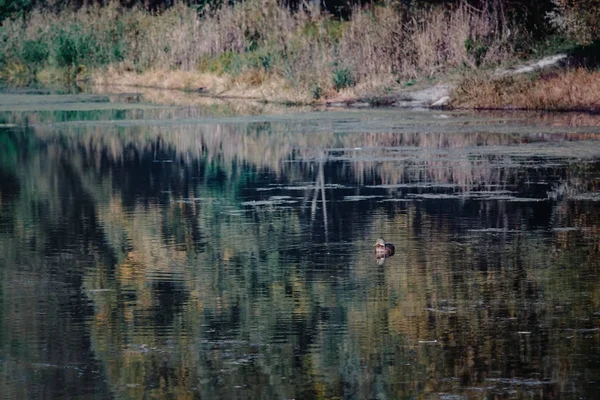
[{"left": 374, "top": 237, "right": 395, "bottom": 257}]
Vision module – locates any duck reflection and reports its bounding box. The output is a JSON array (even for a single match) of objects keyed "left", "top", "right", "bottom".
[{"left": 374, "top": 237, "right": 395, "bottom": 265}]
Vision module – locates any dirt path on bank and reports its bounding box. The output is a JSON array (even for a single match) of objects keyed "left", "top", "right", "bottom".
[{"left": 326, "top": 54, "right": 568, "bottom": 108}]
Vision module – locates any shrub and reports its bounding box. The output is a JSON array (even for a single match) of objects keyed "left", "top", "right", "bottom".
[
  {"left": 52, "top": 25, "right": 120, "bottom": 70},
  {"left": 21, "top": 40, "right": 48, "bottom": 71},
  {"left": 312, "top": 84, "right": 323, "bottom": 100},
  {"left": 54, "top": 32, "right": 79, "bottom": 68},
  {"left": 547, "top": 0, "right": 600, "bottom": 44},
  {"left": 464, "top": 38, "right": 488, "bottom": 67},
  {"left": 332, "top": 66, "right": 355, "bottom": 90}
]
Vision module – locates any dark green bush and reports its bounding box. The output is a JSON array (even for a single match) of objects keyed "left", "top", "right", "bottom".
[
  {"left": 332, "top": 66, "right": 354, "bottom": 90},
  {"left": 54, "top": 33, "right": 78, "bottom": 68},
  {"left": 312, "top": 83, "right": 323, "bottom": 100},
  {"left": 0, "top": 0, "right": 34, "bottom": 22},
  {"left": 464, "top": 37, "right": 488, "bottom": 66},
  {"left": 22, "top": 40, "right": 49, "bottom": 66},
  {"left": 109, "top": 22, "right": 126, "bottom": 62},
  {"left": 21, "top": 39, "right": 48, "bottom": 76},
  {"left": 258, "top": 52, "right": 272, "bottom": 72},
  {"left": 52, "top": 26, "right": 121, "bottom": 69}
]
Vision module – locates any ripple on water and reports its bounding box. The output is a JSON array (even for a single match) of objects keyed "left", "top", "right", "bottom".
[{"left": 3, "top": 93, "right": 600, "bottom": 400}]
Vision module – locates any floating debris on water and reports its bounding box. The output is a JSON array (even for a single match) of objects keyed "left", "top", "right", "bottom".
[
  {"left": 174, "top": 197, "right": 208, "bottom": 203},
  {"left": 424, "top": 307, "right": 457, "bottom": 314},
  {"left": 343, "top": 195, "right": 383, "bottom": 201},
  {"left": 366, "top": 183, "right": 460, "bottom": 189},
  {"left": 468, "top": 228, "right": 522, "bottom": 233},
  {"left": 241, "top": 199, "right": 298, "bottom": 206},
  {"left": 378, "top": 198, "right": 418, "bottom": 202},
  {"left": 570, "top": 193, "right": 600, "bottom": 201},
  {"left": 485, "top": 378, "right": 557, "bottom": 386}
]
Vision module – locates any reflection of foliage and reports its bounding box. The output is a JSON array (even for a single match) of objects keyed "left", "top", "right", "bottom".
[
  {"left": 0, "top": 128, "right": 32, "bottom": 167},
  {"left": 1, "top": 117, "right": 600, "bottom": 398}
]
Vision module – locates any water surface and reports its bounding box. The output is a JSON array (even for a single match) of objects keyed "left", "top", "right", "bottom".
[{"left": 1, "top": 90, "right": 600, "bottom": 399}]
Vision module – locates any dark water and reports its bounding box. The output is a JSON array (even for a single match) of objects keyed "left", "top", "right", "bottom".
[{"left": 1, "top": 91, "right": 600, "bottom": 399}]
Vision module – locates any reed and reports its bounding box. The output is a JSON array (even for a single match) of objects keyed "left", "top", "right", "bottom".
[{"left": 0, "top": 0, "right": 513, "bottom": 101}]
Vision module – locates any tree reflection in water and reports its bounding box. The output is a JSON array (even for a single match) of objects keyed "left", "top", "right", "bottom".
[{"left": 1, "top": 107, "right": 600, "bottom": 399}]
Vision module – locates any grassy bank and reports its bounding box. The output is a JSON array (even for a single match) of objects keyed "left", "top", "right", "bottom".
[
  {"left": 0, "top": 1, "right": 514, "bottom": 103},
  {"left": 2, "top": 0, "right": 599, "bottom": 110},
  {"left": 451, "top": 68, "right": 600, "bottom": 111}
]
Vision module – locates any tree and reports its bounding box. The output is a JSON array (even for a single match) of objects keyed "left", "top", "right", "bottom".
[{"left": 547, "top": 0, "right": 600, "bottom": 44}]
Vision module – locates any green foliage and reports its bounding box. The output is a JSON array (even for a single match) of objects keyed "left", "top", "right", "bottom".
[
  {"left": 301, "top": 19, "right": 345, "bottom": 43},
  {"left": 537, "top": 35, "right": 579, "bottom": 56},
  {"left": 464, "top": 37, "right": 488, "bottom": 67},
  {"left": 547, "top": 0, "right": 600, "bottom": 44},
  {"left": 51, "top": 25, "right": 124, "bottom": 70},
  {"left": 258, "top": 52, "right": 272, "bottom": 72},
  {"left": 20, "top": 39, "right": 48, "bottom": 77},
  {"left": 312, "top": 83, "right": 323, "bottom": 100},
  {"left": 199, "top": 48, "right": 279, "bottom": 76},
  {"left": 247, "top": 48, "right": 279, "bottom": 73},
  {"left": 219, "top": 52, "right": 245, "bottom": 75},
  {"left": 54, "top": 32, "right": 80, "bottom": 68},
  {"left": 332, "top": 66, "right": 354, "bottom": 90},
  {"left": 0, "top": 44, "right": 6, "bottom": 69},
  {"left": 200, "top": 52, "right": 244, "bottom": 75},
  {"left": 108, "top": 20, "right": 126, "bottom": 62},
  {"left": 0, "top": 0, "right": 34, "bottom": 21},
  {"left": 244, "top": 29, "right": 261, "bottom": 52},
  {"left": 21, "top": 40, "right": 48, "bottom": 66},
  {"left": 570, "top": 39, "right": 600, "bottom": 67}
]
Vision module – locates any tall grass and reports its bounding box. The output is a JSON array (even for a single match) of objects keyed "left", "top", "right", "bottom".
[
  {"left": 451, "top": 68, "right": 600, "bottom": 111},
  {"left": 0, "top": 0, "right": 514, "bottom": 101}
]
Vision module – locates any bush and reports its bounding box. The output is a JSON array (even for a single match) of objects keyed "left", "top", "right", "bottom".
[
  {"left": 22, "top": 40, "right": 48, "bottom": 65},
  {"left": 332, "top": 66, "right": 355, "bottom": 90},
  {"left": 52, "top": 26, "right": 122, "bottom": 70},
  {"left": 312, "top": 83, "right": 323, "bottom": 100},
  {"left": 0, "top": 0, "right": 34, "bottom": 22},
  {"left": 464, "top": 38, "right": 488, "bottom": 67},
  {"left": 547, "top": 0, "right": 600, "bottom": 44},
  {"left": 54, "top": 32, "right": 79, "bottom": 68}
]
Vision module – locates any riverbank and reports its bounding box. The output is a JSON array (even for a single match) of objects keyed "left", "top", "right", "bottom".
[
  {"left": 450, "top": 67, "right": 600, "bottom": 112},
  {"left": 1, "top": 1, "right": 599, "bottom": 111},
  {"left": 89, "top": 54, "right": 600, "bottom": 112},
  {"left": 0, "top": 1, "right": 514, "bottom": 103}
]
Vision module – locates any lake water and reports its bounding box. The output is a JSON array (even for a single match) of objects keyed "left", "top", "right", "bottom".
[{"left": 1, "top": 89, "right": 600, "bottom": 399}]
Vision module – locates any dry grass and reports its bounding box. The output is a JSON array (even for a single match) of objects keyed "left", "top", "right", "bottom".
[
  {"left": 452, "top": 68, "right": 600, "bottom": 111},
  {"left": 1, "top": 0, "right": 514, "bottom": 102},
  {"left": 92, "top": 67, "right": 227, "bottom": 92},
  {"left": 338, "top": 5, "right": 509, "bottom": 81},
  {"left": 92, "top": 68, "right": 316, "bottom": 103}
]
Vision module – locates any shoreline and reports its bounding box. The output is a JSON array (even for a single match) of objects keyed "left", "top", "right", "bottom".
[
  {"left": 3, "top": 54, "right": 599, "bottom": 113},
  {"left": 83, "top": 54, "right": 599, "bottom": 113},
  {"left": 2, "top": 2, "right": 598, "bottom": 113}
]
